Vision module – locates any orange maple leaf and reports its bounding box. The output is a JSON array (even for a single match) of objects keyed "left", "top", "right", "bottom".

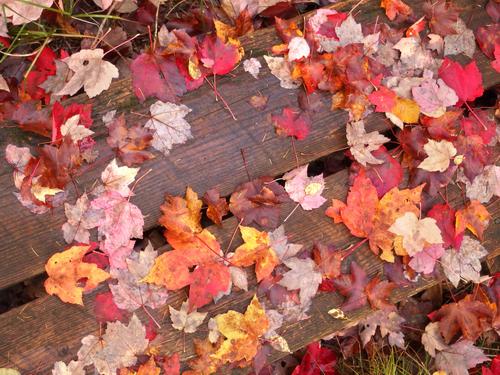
[{"left": 44, "top": 244, "right": 110, "bottom": 305}]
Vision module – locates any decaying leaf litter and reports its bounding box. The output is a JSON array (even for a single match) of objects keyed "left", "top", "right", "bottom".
[{"left": 0, "top": 0, "right": 499, "bottom": 374}]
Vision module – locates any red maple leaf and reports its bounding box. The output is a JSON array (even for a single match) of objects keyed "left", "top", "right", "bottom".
[
  {"left": 52, "top": 101, "right": 93, "bottom": 143},
  {"left": 272, "top": 107, "right": 311, "bottom": 140},
  {"left": 332, "top": 261, "right": 368, "bottom": 312},
  {"left": 428, "top": 203, "right": 463, "bottom": 249},
  {"left": 130, "top": 50, "right": 187, "bottom": 102},
  {"left": 94, "top": 291, "right": 130, "bottom": 324},
  {"left": 198, "top": 35, "right": 241, "bottom": 75},
  {"left": 438, "top": 59, "right": 484, "bottom": 105},
  {"left": 368, "top": 86, "right": 397, "bottom": 112},
  {"left": 292, "top": 342, "right": 337, "bottom": 375},
  {"left": 189, "top": 262, "right": 231, "bottom": 309}
]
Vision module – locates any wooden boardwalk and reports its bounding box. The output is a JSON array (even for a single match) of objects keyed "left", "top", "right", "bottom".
[{"left": 0, "top": 0, "right": 498, "bottom": 373}]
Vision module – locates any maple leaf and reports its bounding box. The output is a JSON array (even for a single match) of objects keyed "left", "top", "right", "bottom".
[
  {"left": 3, "top": 0, "right": 53, "bottom": 25},
  {"left": 170, "top": 300, "right": 207, "bottom": 333},
  {"left": 52, "top": 360, "right": 84, "bottom": 375},
  {"left": 443, "top": 20, "right": 476, "bottom": 59},
  {"left": 380, "top": 0, "right": 412, "bottom": 21},
  {"left": 460, "top": 109, "right": 496, "bottom": 145},
  {"left": 283, "top": 165, "right": 326, "bottom": 210},
  {"left": 389, "top": 97, "right": 420, "bottom": 125},
  {"left": 105, "top": 113, "right": 154, "bottom": 167},
  {"left": 422, "top": 0, "right": 460, "bottom": 36},
  {"left": 137, "top": 357, "right": 161, "bottom": 375},
  {"left": 360, "top": 310, "right": 405, "bottom": 348},
  {"left": 52, "top": 101, "right": 93, "bottom": 143},
  {"left": 455, "top": 200, "right": 490, "bottom": 240},
  {"left": 243, "top": 57, "right": 262, "bottom": 79},
  {"left": 332, "top": 261, "right": 368, "bottom": 312},
  {"left": 162, "top": 353, "right": 181, "bottom": 375},
  {"left": 389, "top": 212, "right": 443, "bottom": 256},
  {"left": 421, "top": 322, "right": 447, "bottom": 357},
  {"left": 432, "top": 295, "right": 494, "bottom": 343},
  {"left": 435, "top": 340, "right": 489, "bottom": 375},
  {"left": 291, "top": 342, "right": 336, "bottom": 375},
  {"left": 198, "top": 35, "right": 243, "bottom": 75},
  {"left": 94, "top": 291, "right": 130, "bottom": 324},
  {"left": 232, "top": 226, "right": 279, "bottom": 281},
  {"left": 44, "top": 244, "right": 110, "bottom": 305},
  {"left": 288, "top": 37, "right": 310, "bottom": 61},
  {"left": 100, "top": 159, "right": 139, "bottom": 197},
  {"left": 412, "top": 70, "right": 458, "bottom": 118},
  {"left": 312, "top": 242, "right": 342, "bottom": 279},
  {"left": 368, "top": 86, "right": 397, "bottom": 113},
  {"left": 418, "top": 139, "right": 457, "bottom": 173},
  {"left": 269, "top": 225, "right": 303, "bottom": 261},
  {"left": 441, "top": 236, "right": 488, "bottom": 288},
  {"left": 202, "top": 188, "right": 229, "bottom": 226},
  {"left": 212, "top": 295, "right": 269, "bottom": 365},
  {"left": 349, "top": 146, "right": 403, "bottom": 198},
  {"left": 78, "top": 314, "right": 148, "bottom": 375},
  {"left": 365, "top": 277, "right": 396, "bottom": 311},
  {"left": 144, "top": 100, "right": 193, "bottom": 156},
  {"left": 91, "top": 191, "right": 144, "bottom": 267},
  {"left": 60, "top": 114, "right": 95, "bottom": 142},
  {"left": 409, "top": 244, "right": 445, "bottom": 274},
  {"left": 438, "top": 59, "right": 484, "bottom": 105},
  {"left": 346, "top": 120, "right": 390, "bottom": 166},
  {"left": 229, "top": 177, "right": 289, "bottom": 228},
  {"left": 62, "top": 193, "right": 101, "bottom": 243},
  {"left": 189, "top": 262, "right": 231, "bottom": 309},
  {"left": 272, "top": 107, "right": 311, "bottom": 140},
  {"left": 264, "top": 55, "right": 301, "bottom": 89},
  {"left": 393, "top": 37, "right": 433, "bottom": 71},
  {"left": 130, "top": 50, "right": 187, "bottom": 102},
  {"left": 278, "top": 257, "right": 322, "bottom": 306},
  {"left": 335, "top": 15, "right": 363, "bottom": 47},
  {"left": 110, "top": 242, "right": 169, "bottom": 311},
  {"left": 57, "top": 49, "right": 118, "bottom": 98},
  {"left": 459, "top": 165, "right": 499, "bottom": 204},
  {"left": 427, "top": 203, "right": 463, "bottom": 249}
]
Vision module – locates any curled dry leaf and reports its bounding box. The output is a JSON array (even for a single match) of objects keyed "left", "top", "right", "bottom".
[
  {"left": 44, "top": 244, "right": 110, "bottom": 305},
  {"left": 144, "top": 100, "right": 193, "bottom": 156}
]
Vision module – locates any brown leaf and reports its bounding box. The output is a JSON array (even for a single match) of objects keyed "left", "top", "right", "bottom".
[
  {"left": 365, "top": 277, "right": 396, "bottom": 311},
  {"left": 203, "top": 188, "right": 229, "bottom": 226}
]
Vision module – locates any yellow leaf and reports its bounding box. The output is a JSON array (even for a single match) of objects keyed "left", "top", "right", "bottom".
[
  {"left": 232, "top": 226, "right": 279, "bottom": 281},
  {"left": 44, "top": 245, "right": 110, "bottom": 305},
  {"left": 137, "top": 357, "right": 160, "bottom": 375},
  {"left": 391, "top": 97, "right": 420, "bottom": 124},
  {"left": 31, "top": 184, "right": 63, "bottom": 203},
  {"left": 212, "top": 295, "right": 269, "bottom": 365}
]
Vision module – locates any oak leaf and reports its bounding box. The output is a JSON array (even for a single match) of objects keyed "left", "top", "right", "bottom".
[
  {"left": 232, "top": 226, "right": 279, "bottom": 282},
  {"left": 44, "top": 244, "right": 110, "bottom": 305}
]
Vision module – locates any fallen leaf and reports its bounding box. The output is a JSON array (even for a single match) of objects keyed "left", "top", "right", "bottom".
[
  {"left": 443, "top": 19, "right": 476, "bottom": 58},
  {"left": 3, "top": 0, "right": 53, "bottom": 25},
  {"left": 278, "top": 257, "right": 322, "bottom": 306},
  {"left": 212, "top": 295, "right": 269, "bottom": 365},
  {"left": 51, "top": 361, "right": 84, "bottom": 375},
  {"left": 60, "top": 114, "right": 94, "bottom": 142},
  {"left": 359, "top": 310, "right": 405, "bottom": 348},
  {"left": 243, "top": 57, "right": 262, "bottom": 79},
  {"left": 365, "top": 277, "right": 396, "bottom": 311},
  {"left": 144, "top": 100, "right": 193, "bottom": 156},
  {"left": 389, "top": 212, "right": 443, "bottom": 256},
  {"left": 409, "top": 244, "right": 445, "bottom": 274},
  {"left": 78, "top": 314, "right": 148, "bottom": 375},
  {"left": 441, "top": 236, "right": 488, "bottom": 287},
  {"left": 438, "top": 59, "right": 484, "bottom": 105},
  {"left": 423, "top": 0, "right": 460, "bottom": 36},
  {"left": 62, "top": 193, "right": 101, "bottom": 244},
  {"left": 269, "top": 225, "right": 303, "bottom": 261},
  {"left": 418, "top": 139, "right": 457, "bottom": 172},
  {"left": 264, "top": 55, "right": 301, "bottom": 89},
  {"left": 421, "top": 322, "right": 447, "bottom": 357},
  {"left": 272, "top": 107, "right": 311, "bottom": 140},
  {"left": 291, "top": 342, "right": 336, "bottom": 375},
  {"left": 346, "top": 120, "right": 390, "bottom": 166},
  {"left": 94, "top": 291, "right": 130, "bottom": 324},
  {"left": 288, "top": 37, "right": 310, "bottom": 61},
  {"left": 44, "top": 244, "right": 110, "bottom": 305},
  {"left": 335, "top": 15, "right": 364, "bottom": 47},
  {"left": 455, "top": 200, "right": 490, "bottom": 240},
  {"left": 435, "top": 340, "right": 489, "bottom": 375},
  {"left": 57, "top": 49, "right": 119, "bottom": 98},
  {"left": 380, "top": 0, "right": 412, "bottom": 21},
  {"left": 332, "top": 261, "right": 368, "bottom": 312},
  {"left": 137, "top": 357, "right": 161, "bottom": 375},
  {"left": 100, "top": 158, "right": 139, "bottom": 197},
  {"left": 283, "top": 165, "right": 326, "bottom": 210},
  {"left": 312, "top": 242, "right": 342, "bottom": 279},
  {"left": 198, "top": 35, "right": 243, "bottom": 75},
  {"left": 412, "top": 70, "right": 458, "bottom": 118},
  {"left": 232, "top": 226, "right": 279, "bottom": 282},
  {"left": 432, "top": 295, "right": 494, "bottom": 343},
  {"left": 170, "top": 300, "right": 207, "bottom": 333},
  {"left": 202, "top": 188, "right": 229, "bottom": 226},
  {"left": 459, "top": 165, "right": 499, "bottom": 203}
]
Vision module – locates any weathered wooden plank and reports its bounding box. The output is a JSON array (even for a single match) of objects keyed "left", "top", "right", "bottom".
[
  {"left": 0, "top": 167, "right": 498, "bottom": 374},
  {"left": 0, "top": 0, "right": 496, "bottom": 290}
]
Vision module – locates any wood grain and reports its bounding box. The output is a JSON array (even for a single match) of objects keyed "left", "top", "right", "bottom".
[
  {"left": 0, "top": 0, "right": 497, "bottom": 290},
  {"left": 0, "top": 167, "right": 498, "bottom": 374}
]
